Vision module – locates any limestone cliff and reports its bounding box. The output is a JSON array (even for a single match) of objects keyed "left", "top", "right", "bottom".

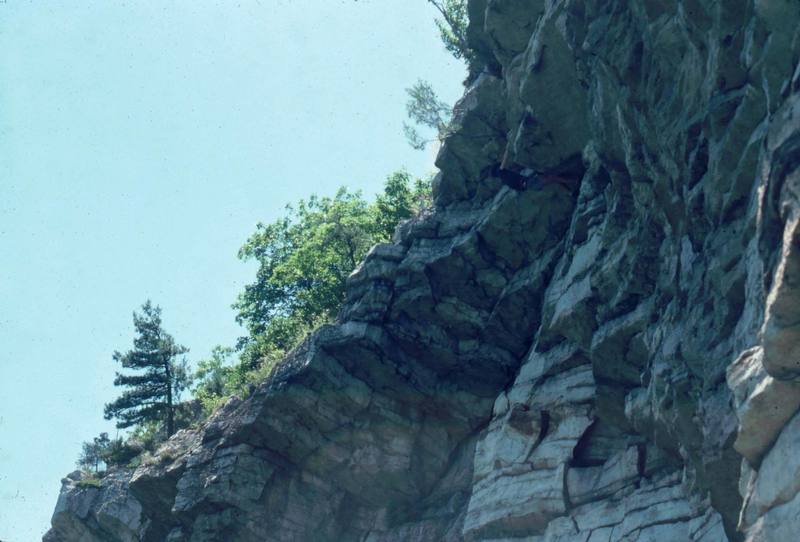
[{"left": 45, "top": 1, "right": 800, "bottom": 540}]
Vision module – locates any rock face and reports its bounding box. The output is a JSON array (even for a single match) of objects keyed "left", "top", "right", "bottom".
[{"left": 45, "top": 1, "right": 800, "bottom": 540}]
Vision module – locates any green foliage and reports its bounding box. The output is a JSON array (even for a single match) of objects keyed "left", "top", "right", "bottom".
[
  {"left": 194, "top": 346, "right": 243, "bottom": 414},
  {"left": 403, "top": 1, "right": 484, "bottom": 151},
  {"left": 126, "top": 420, "right": 165, "bottom": 453},
  {"left": 77, "top": 431, "right": 142, "bottom": 473},
  {"left": 233, "top": 173, "right": 430, "bottom": 359},
  {"left": 234, "top": 190, "right": 375, "bottom": 340},
  {"left": 426, "top": 0, "right": 482, "bottom": 84},
  {"left": 194, "top": 346, "right": 233, "bottom": 401},
  {"left": 100, "top": 437, "right": 141, "bottom": 468},
  {"left": 427, "top": 0, "right": 470, "bottom": 61},
  {"left": 403, "top": 80, "right": 453, "bottom": 151},
  {"left": 77, "top": 432, "right": 110, "bottom": 473},
  {"left": 104, "top": 301, "right": 192, "bottom": 438},
  {"left": 194, "top": 173, "right": 431, "bottom": 413},
  {"left": 375, "top": 171, "right": 432, "bottom": 239}
]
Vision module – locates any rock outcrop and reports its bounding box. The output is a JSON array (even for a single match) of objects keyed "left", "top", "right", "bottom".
[{"left": 45, "top": 1, "right": 800, "bottom": 540}]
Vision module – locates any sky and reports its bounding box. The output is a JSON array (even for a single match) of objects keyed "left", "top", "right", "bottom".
[{"left": 0, "top": 2, "right": 466, "bottom": 540}]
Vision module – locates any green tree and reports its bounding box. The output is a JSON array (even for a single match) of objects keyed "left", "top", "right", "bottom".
[
  {"left": 104, "top": 301, "right": 191, "bottom": 438},
  {"left": 194, "top": 345, "right": 244, "bottom": 412},
  {"left": 403, "top": 80, "right": 453, "bottom": 151},
  {"left": 402, "top": 0, "right": 486, "bottom": 151},
  {"left": 232, "top": 187, "right": 380, "bottom": 372},
  {"left": 234, "top": 189, "right": 373, "bottom": 351},
  {"left": 375, "top": 171, "right": 432, "bottom": 237},
  {"left": 427, "top": 0, "right": 470, "bottom": 62},
  {"left": 193, "top": 173, "right": 431, "bottom": 411},
  {"left": 234, "top": 175, "right": 432, "bottom": 352},
  {"left": 77, "top": 432, "right": 110, "bottom": 473},
  {"left": 194, "top": 346, "right": 236, "bottom": 400},
  {"left": 427, "top": 0, "right": 483, "bottom": 83}
]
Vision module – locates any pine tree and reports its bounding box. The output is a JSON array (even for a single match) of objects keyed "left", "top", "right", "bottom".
[{"left": 104, "top": 301, "right": 190, "bottom": 437}]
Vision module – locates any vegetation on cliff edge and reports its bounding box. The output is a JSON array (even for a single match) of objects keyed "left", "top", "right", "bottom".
[{"left": 195, "top": 171, "right": 431, "bottom": 415}]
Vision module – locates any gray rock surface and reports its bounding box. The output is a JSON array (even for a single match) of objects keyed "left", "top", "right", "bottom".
[
  {"left": 45, "top": 0, "right": 800, "bottom": 540},
  {"left": 46, "top": 470, "right": 145, "bottom": 542}
]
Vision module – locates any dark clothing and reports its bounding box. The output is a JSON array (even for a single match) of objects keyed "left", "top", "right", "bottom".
[{"left": 491, "top": 164, "right": 576, "bottom": 192}]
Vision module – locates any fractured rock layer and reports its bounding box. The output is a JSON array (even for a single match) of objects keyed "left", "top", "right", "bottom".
[{"left": 45, "top": 1, "right": 800, "bottom": 540}]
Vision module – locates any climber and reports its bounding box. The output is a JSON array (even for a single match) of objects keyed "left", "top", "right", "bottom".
[
  {"left": 491, "top": 147, "right": 582, "bottom": 192},
  {"left": 490, "top": 163, "right": 577, "bottom": 192},
  {"left": 490, "top": 163, "right": 530, "bottom": 190}
]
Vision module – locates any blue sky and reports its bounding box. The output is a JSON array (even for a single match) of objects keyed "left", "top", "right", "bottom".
[{"left": 0, "top": 2, "right": 465, "bottom": 540}]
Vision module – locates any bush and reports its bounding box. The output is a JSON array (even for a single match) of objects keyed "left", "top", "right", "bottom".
[{"left": 100, "top": 438, "right": 142, "bottom": 468}]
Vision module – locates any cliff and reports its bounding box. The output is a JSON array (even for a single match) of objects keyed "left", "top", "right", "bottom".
[{"left": 44, "top": 1, "right": 800, "bottom": 540}]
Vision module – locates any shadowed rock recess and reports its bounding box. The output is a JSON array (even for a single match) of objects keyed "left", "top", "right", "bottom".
[{"left": 45, "top": 1, "right": 800, "bottom": 540}]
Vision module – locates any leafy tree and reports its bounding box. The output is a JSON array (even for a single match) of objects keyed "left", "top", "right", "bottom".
[
  {"left": 427, "top": 0, "right": 483, "bottom": 83},
  {"left": 402, "top": 0, "right": 490, "bottom": 151},
  {"left": 195, "top": 346, "right": 236, "bottom": 401},
  {"left": 234, "top": 188, "right": 378, "bottom": 359},
  {"left": 403, "top": 80, "right": 453, "bottom": 151},
  {"left": 194, "top": 345, "right": 242, "bottom": 412},
  {"left": 77, "top": 432, "right": 110, "bottom": 473},
  {"left": 375, "top": 171, "right": 432, "bottom": 237},
  {"left": 234, "top": 174, "right": 431, "bottom": 351},
  {"left": 427, "top": 0, "right": 470, "bottom": 62},
  {"left": 104, "top": 301, "right": 191, "bottom": 438},
  {"left": 193, "top": 173, "right": 431, "bottom": 412}
]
